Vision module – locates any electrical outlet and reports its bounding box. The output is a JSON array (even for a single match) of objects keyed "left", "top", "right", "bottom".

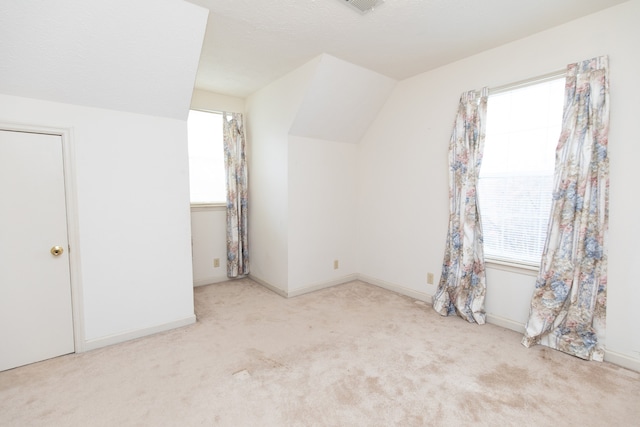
[
  {"left": 333, "top": 260, "right": 339, "bottom": 270},
  {"left": 214, "top": 258, "right": 220, "bottom": 268},
  {"left": 427, "top": 272, "right": 434, "bottom": 284}
]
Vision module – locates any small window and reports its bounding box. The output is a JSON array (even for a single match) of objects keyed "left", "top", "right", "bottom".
[
  {"left": 187, "top": 110, "right": 226, "bottom": 204},
  {"left": 478, "top": 77, "right": 565, "bottom": 266}
]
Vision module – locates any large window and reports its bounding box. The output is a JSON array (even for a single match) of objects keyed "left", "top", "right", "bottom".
[
  {"left": 187, "top": 110, "right": 226, "bottom": 204},
  {"left": 478, "top": 77, "right": 565, "bottom": 266}
]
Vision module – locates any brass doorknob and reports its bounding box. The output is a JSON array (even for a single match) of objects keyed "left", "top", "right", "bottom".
[{"left": 51, "top": 246, "right": 64, "bottom": 256}]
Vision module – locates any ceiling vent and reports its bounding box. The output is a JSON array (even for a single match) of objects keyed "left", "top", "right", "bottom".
[{"left": 340, "top": 0, "right": 384, "bottom": 14}]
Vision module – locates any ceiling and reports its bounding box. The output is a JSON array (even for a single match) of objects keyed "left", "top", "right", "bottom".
[
  {"left": 186, "top": 0, "right": 627, "bottom": 98},
  {"left": 0, "top": 0, "right": 207, "bottom": 120}
]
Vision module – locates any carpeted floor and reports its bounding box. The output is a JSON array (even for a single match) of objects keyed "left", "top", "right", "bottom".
[{"left": 1, "top": 278, "right": 638, "bottom": 426}]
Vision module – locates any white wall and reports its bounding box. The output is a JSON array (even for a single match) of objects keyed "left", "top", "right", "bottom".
[
  {"left": 188, "top": 90, "right": 245, "bottom": 286},
  {"left": 0, "top": 0, "right": 208, "bottom": 350},
  {"left": 246, "top": 58, "right": 322, "bottom": 293},
  {"left": 246, "top": 54, "right": 396, "bottom": 295},
  {"left": 290, "top": 55, "right": 397, "bottom": 144},
  {"left": 357, "top": 0, "right": 640, "bottom": 369},
  {"left": 190, "top": 206, "right": 228, "bottom": 286},
  {"left": 0, "top": 94, "right": 196, "bottom": 345},
  {"left": 288, "top": 136, "right": 358, "bottom": 292},
  {"left": 286, "top": 55, "right": 395, "bottom": 293}
]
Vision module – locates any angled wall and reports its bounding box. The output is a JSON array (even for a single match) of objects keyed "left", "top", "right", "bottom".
[
  {"left": 287, "top": 55, "right": 396, "bottom": 292},
  {"left": 0, "top": 0, "right": 204, "bottom": 120},
  {"left": 246, "top": 54, "right": 396, "bottom": 294},
  {"left": 246, "top": 57, "right": 322, "bottom": 294},
  {"left": 290, "top": 55, "right": 397, "bottom": 144},
  {"left": 0, "top": 0, "right": 208, "bottom": 349}
]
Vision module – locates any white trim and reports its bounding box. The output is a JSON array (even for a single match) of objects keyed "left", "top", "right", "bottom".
[
  {"left": 486, "top": 313, "right": 526, "bottom": 334},
  {"left": 83, "top": 315, "right": 196, "bottom": 352},
  {"left": 193, "top": 275, "right": 230, "bottom": 287},
  {"left": 486, "top": 313, "right": 640, "bottom": 372},
  {"left": 190, "top": 108, "right": 223, "bottom": 115},
  {"left": 249, "top": 275, "right": 288, "bottom": 298},
  {"left": 0, "top": 122, "right": 86, "bottom": 353},
  {"left": 60, "top": 127, "right": 86, "bottom": 353},
  {"left": 355, "top": 275, "right": 528, "bottom": 335},
  {"left": 190, "top": 203, "right": 225, "bottom": 212},
  {"left": 250, "top": 274, "right": 360, "bottom": 298},
  {"left": 484, "top": 69, "right": 566, "bottom": 96},
  {"left": 357, "top": 274, "right": 432, "bottom": 303},
  {"left": 485, "top": 260, "right": 539, "bottom": 276},
  {"left": 604, "top": 349, "right": 640, "bottom": 373},
  {"left": 288, "top": 274, "right": 359, "bottom": 298},
  {"left": 253, "top": 273, "right": 433, "bottom": 303},
  {"left": 356, "top": 276, "right": 527, "bottom": 335}
]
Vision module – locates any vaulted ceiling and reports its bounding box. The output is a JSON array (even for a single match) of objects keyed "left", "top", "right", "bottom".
[
  {"left": 0, "top": 0, "right": 207, "bottom": 119},
  {"left": 186, "top": 0, "right": 628, "bottom": 98}
]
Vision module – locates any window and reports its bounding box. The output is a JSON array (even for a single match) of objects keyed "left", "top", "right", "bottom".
[
  {"left": 478, "top": 77, "right": 565, "bottom": 266},
  {"left": 187, "top": 110, "right": 226, "bottom": 204}
]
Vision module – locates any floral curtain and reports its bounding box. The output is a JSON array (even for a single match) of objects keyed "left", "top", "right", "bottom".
[
  {"left": 223, "top": 112, "right": 249, "bottom": 278},
  {"left": 522, "top": 56, "right": 609, "bottom": 361},
  {"left": 433, "top": 88, "right": 488, "bottom": 324}
]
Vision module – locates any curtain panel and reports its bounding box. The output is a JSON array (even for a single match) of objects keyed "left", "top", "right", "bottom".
[
  {"left": 522, "top": 56, "right": 610, "bottom": 361},
  {"left": 433, "top": 88, "right": 488, "bottom": 324},
  {"left": 223, "top": 112, "right": 249, "bottom": 278}
]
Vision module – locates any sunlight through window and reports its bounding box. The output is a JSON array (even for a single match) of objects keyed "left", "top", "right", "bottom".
[
  {"left": 187, "top": 110, "right": 226, "bottom": 204},
  {"left": 479, "top": 77, "right": 565, "bottom": 266}
]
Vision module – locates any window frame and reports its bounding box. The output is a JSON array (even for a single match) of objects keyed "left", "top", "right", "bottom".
[{"left": 480, "top": 70, "right": 566, "bottom": 273}]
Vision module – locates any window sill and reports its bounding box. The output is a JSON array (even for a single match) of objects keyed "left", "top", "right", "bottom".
[
  {"left": 485, "top": 258, "right": 539, "bottom": 277},
  {"left": 190, "top": 203, "right": 225, "bottom": 212}
]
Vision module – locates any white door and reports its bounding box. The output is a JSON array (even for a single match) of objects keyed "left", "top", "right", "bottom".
[{"left": 0, "top": 130, "right": 74, "bottom": 371}]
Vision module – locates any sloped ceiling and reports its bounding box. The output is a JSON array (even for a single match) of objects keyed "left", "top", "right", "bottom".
[
  {"left": 289, "top": 54, "right": 396, "bottom": 144},
  {"left": 0, "top": 0, "right": 208, "bottom": 119},
  {"left": 187, "top": 0, "right": 628, "bottom": 98}
]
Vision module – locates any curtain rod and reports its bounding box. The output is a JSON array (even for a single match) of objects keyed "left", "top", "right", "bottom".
[
  {"left": 475, "top": 69, "right": 566, "bottom": 97},
  {"left": 190, "top": 108, "right": 223, "bottom": 114}
]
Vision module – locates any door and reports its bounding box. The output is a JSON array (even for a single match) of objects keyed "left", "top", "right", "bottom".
[{"left": 0, "top": 129, "right": 74, "bottom": 371}]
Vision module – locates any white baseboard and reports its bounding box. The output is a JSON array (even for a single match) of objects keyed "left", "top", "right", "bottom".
[
  {"left": 486, "top": 315, "right": 640, "bottom": 372},
  {"left": 356, "top": 275, "right": 526, "bottom": 335},
  {"left": 604, "top": 349, "right": 640, "bottom": 372},
  {"left": 249, "top": 274, "right": 359, "bottom": 298},
  {"left": 486, "top": 313, "right": 526, "bottom": 334},
  {"left": 248, "top": 274, "right": 288, "bottom": 298},
  {"left": 82, "top": 315, "right": 196, "bottom": 352},
  {"left": 193, "top": 275, "right": 230, "bottom": 287},
  {"left": 288, "top": 274, "right": 359, "bottom": 298},
  {"left": 357, "top": 274, "right": 432, "bottom": 303}
]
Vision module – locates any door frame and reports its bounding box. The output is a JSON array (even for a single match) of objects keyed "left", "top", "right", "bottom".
[{"left": 1, "top": 122, "right": 85, "bottom": 353}]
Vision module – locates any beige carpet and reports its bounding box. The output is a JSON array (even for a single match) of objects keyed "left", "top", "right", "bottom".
[{"left": 1, "top": 279, "right": 638, "bottom": 426}]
